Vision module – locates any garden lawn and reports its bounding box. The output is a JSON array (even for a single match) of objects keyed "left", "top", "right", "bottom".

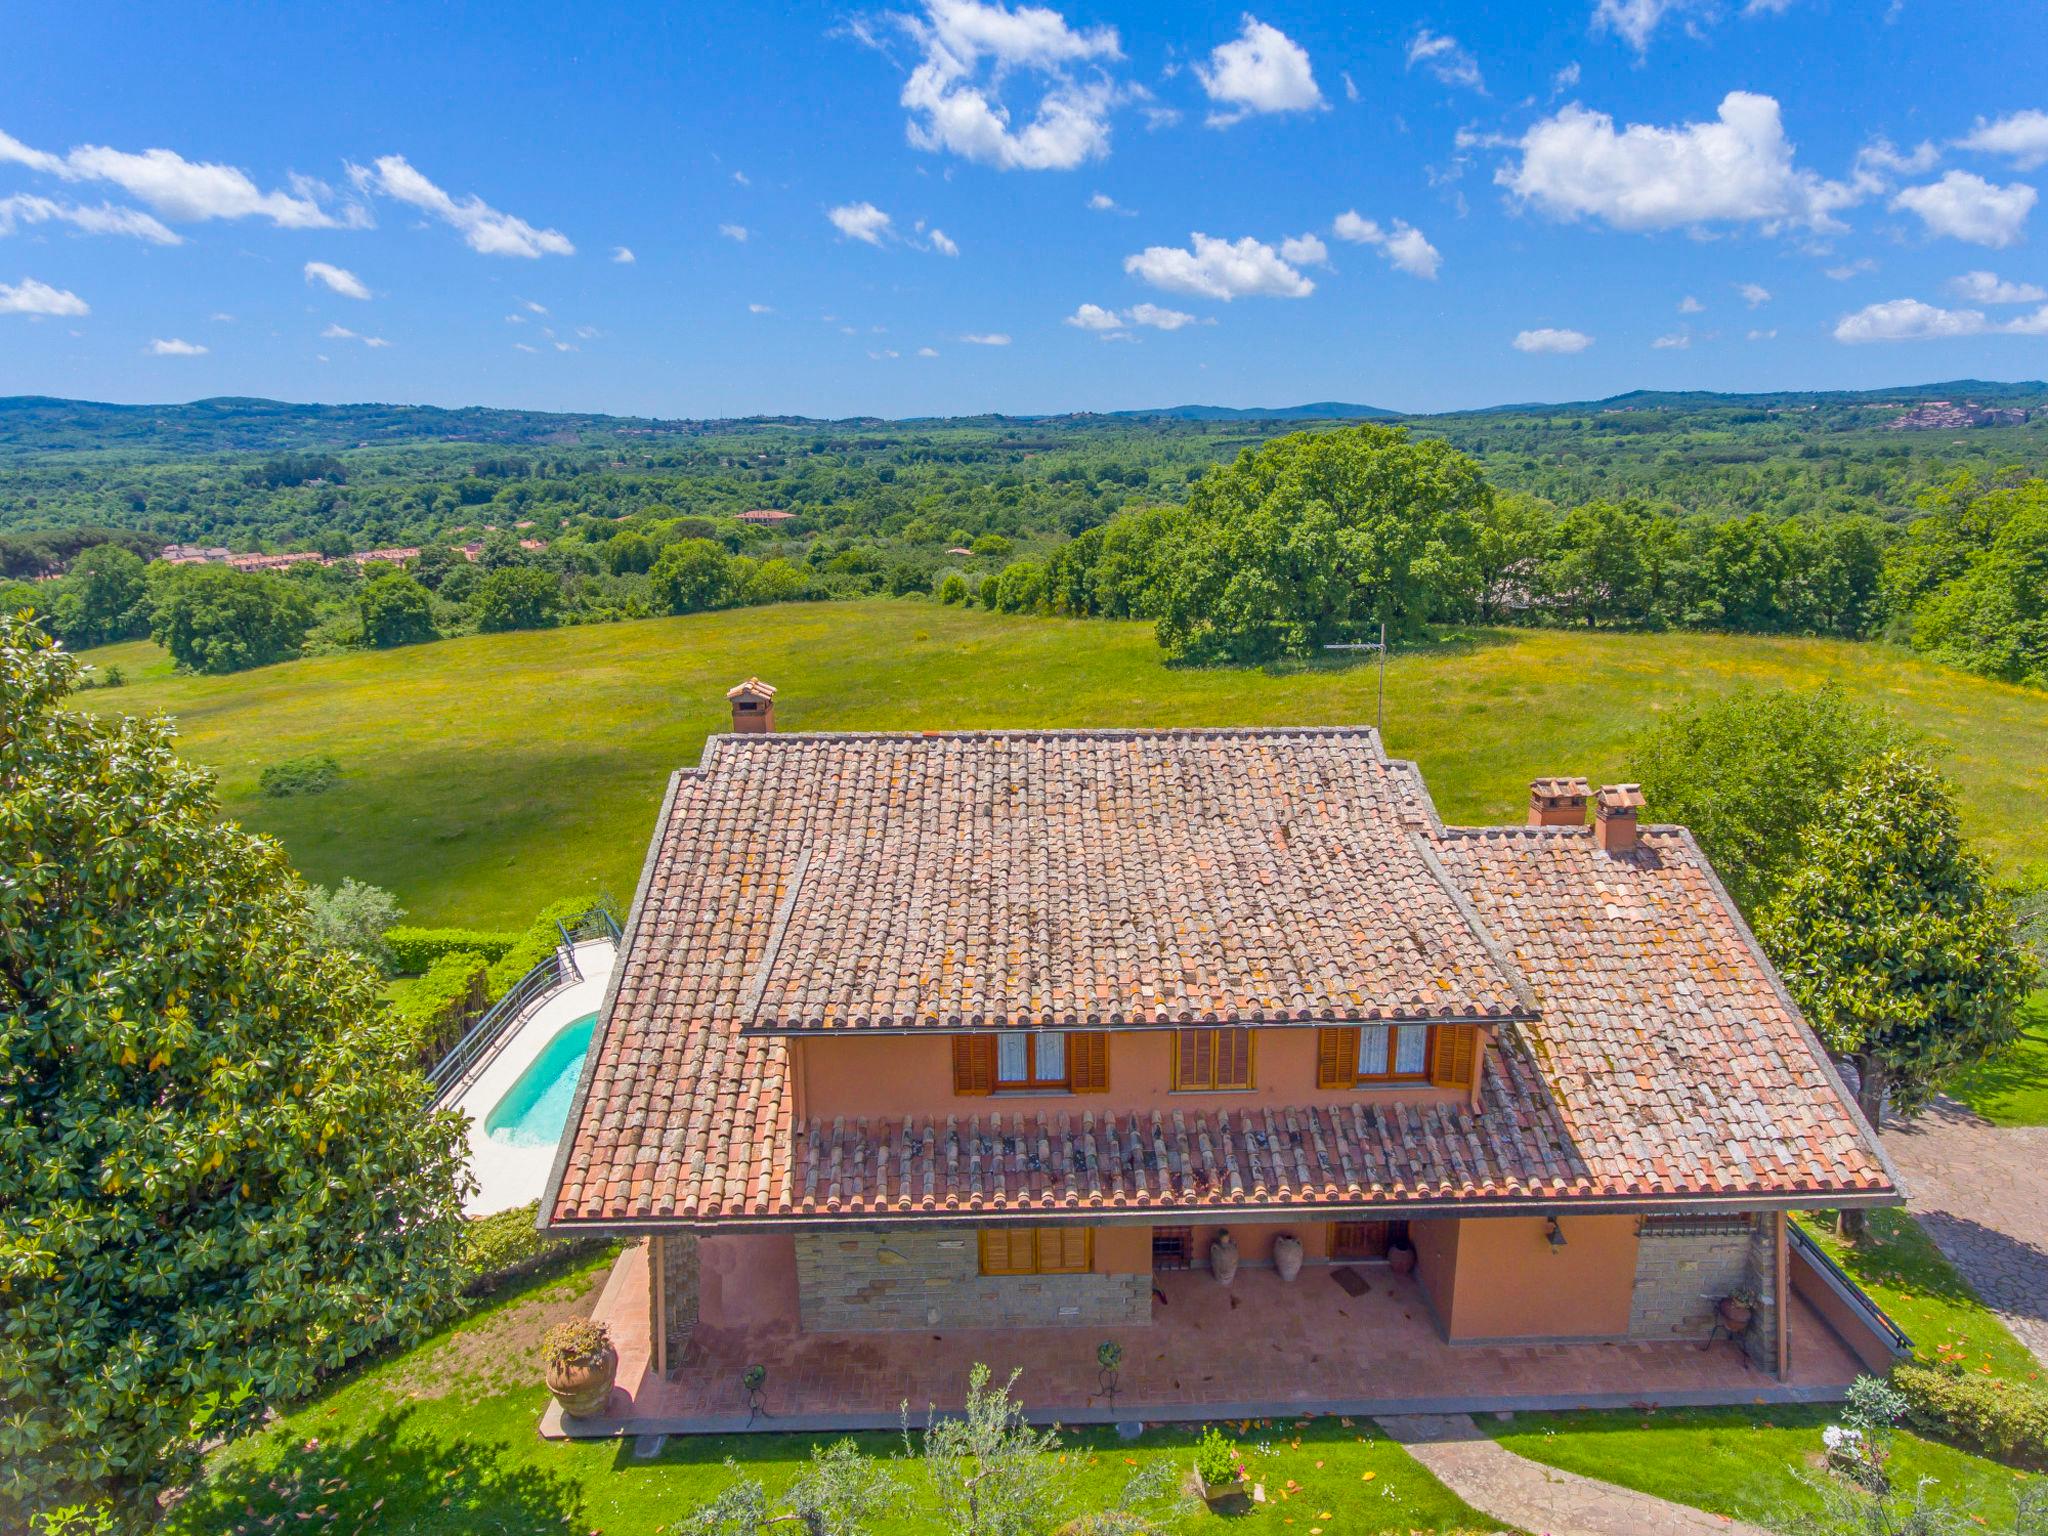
[
  {"left": 80, "top": 601, "right": 2048, "bottom": 926},
  {"left": 1488, "top": 1404, "right": 2033, "bottom": 1530},
  {"left": 1948, "top": 992, "right": 2048, "bottom": 1127},
  {"left": 166, "top": 1252, "right": 1499, "bottom": 1536}
]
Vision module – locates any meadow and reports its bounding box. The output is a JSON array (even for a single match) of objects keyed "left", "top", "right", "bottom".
[{"left": 84, "top": 598, "right": 2048, "bottom": 928}]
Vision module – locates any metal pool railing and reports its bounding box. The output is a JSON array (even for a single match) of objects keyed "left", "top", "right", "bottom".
[{"left": 424, "top": 951, "right": 566, "bottom": 1104}]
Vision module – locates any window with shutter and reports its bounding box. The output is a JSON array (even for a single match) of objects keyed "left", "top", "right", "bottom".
[
  {"left": 1334, "top": 1023, "right": 1442, "bottom": 1085},
  {"left": 1070, "top": 1032, "right": 1110, "bottom": 1092},
  {"left": 952, "top": 1034, "right": 995, "bottom": 1095},
  {"left": 982, "top": 1226, "right": 1093, "bottom": 1275},
  {"left": 1430, "top": 1024, "right": 1477, "bottom": 1089},
  {"left": 1173, "top": 1027, "right": 1253, "bottom": 1091},
  {"left": 1317, "top": 1027, "right": 1359, "bottom": 1089},
  {"left": 988, "top": 1031, "right": 1071, "bottom": 1091}
]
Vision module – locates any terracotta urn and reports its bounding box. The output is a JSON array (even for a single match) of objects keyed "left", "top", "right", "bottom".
[
  {"left": 546, "top": 1342, "right": 619, "bottom": 1418},
  {"left": 1272, "top": 1233, "right": 1304, "bottom": 1283},
  {"left": 1387, "top": 1238, "right": 1417, "bottom": 1276},
  {"left": 1718, "top": 1296, "right": 1755, "bottom": 1333},
  {"left": 1209, "top": 1230, "right": 1239, "bottom": 1286}
]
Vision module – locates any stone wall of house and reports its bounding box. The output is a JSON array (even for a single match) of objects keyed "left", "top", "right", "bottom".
[
  {"left": 653, "top": 1232, "right": 700, "bottom": 1368},
  {"left": 1627, "top": 1214, "right": 1781, "bottom": 1373},
  {"left": 794, "top": 1227, "right": 1152, "bottom": 1332}
]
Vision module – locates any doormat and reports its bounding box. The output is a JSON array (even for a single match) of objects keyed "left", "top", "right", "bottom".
[{"left": 1330, "top": 1266, "right": 1371, "bottom": 1297}]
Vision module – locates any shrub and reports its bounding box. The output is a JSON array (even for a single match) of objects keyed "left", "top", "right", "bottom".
[
  {"left": 484, "top": 896, "right": 598, "bottom": 998},
  {"left": 259, "top": 752, "right": 341, "bottom": 797},
  {"left": 1894, "top": 1360, "right": 2048, "bottom": 1468},
  {"left": 650, "top": 539, "right": 736, "bottom": 614},
  {"left": 387, "top": 950, "right": 489, "bottom": 1064},
  {"left": 540, "top": 1318, "right": 612, "bottom": 1373},
  {"left": 306, "top": 879, "right": 405, "bottom": 973},
  {"left": 1192, "top": 1426, "right": 1244, "bottom": 1488},
  {"left": 385, "top": 924, "right": 522, "bottom": 972},
  {"left": 458, "top": 1201, "right": 597, "bottom": 1292},
  {"left": 358, "top": 571, "right": 438, "bottom": 648},
  {"left": 472, "top": 566, "right": 562, "bottom": 632},
  {"left": 936, "top": 572, "right": 969, "bottom": 605}
]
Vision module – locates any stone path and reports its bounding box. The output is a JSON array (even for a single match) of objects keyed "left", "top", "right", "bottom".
[
  {"left": 1884, "top": 1096, "right": 2048, "bottom": 1367},
  {"left": 1380, "top": 1413, "right": 1774, "bottom": 1536}
]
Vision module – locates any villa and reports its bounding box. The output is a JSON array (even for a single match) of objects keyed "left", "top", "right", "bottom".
[{"left": 538, "top": 680, "right": 1909, "bottom": 1434}]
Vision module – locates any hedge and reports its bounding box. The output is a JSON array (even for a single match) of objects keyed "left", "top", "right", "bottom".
[
  {"left": 388, "top": 950, "right": 490, "bottom": 1066},
  {"left": 458, "top": 1201, "right": 606, "bottom": 1295},
  {"left": 485, "top": 896, "right": 599, "bottom": 999},
  {"left": 1895, "top": 1360, "right": 2048, "bottom": 1469},
  {"left": 386, "top": 924, "right": 522, "bottom": 973}
]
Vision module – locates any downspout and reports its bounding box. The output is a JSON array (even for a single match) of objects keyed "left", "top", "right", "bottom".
[{"left": 1774, "top": 1212, "right": 1791, "bottom": 1382}]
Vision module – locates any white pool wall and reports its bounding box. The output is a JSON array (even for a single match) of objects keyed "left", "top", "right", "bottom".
[{"left": 452, "top": 938, "right": 617, "bottom": 1216}]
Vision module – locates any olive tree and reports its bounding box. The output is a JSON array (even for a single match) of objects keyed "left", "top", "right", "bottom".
[{"left": 0, "top": 616, "right": 471, "bottom": 1529}]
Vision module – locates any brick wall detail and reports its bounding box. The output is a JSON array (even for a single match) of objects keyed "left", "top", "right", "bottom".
[
  {"left": 655, "top": 1232, "right": 701, "bottom": 1365},
  {"left": 1626, "top": 1214, "right": 1781, "bottom": 1372},
  {"left": 794, "top": 1227, "right": 1152, "bottom": 1332}
]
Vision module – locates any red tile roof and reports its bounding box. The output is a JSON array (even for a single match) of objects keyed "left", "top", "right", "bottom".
[{"left": 544, "top": 729, "right": 1895, "bottom": 1228}]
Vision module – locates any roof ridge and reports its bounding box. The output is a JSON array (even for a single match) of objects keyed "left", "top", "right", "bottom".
[{"left": 705, "top": 724, "right": 1388, "bottom": 745}]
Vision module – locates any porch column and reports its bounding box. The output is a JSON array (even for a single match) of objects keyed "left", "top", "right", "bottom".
[{"left": 1774, "top": 1212, "right": 1791, "bottom": 1383}]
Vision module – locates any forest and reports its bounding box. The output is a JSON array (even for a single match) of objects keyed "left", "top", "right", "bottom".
[{"left": 3, "top": 381, "right": 2045, "bottom": 687}]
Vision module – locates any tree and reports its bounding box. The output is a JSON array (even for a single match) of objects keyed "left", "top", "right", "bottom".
[
  {"left": 146, "top": 564, "right": 315, "bottom": 674},
  {"left": 305, "top": 878, "right": 405, "bottom": 973},
  {"left": 471, "top": 565, "right": 562, "bottom": 632},
  {"left": 1911, "top": 499, "right": 2048, "bottom": 686},
  {"left": 357, "top": 571, "right": 437, "bottom": 649},
  {"left": 1464, "top": 493, "right": 1553, "bottom": 623},
  {"left": 51, "top": 545, "right": 149, "bottom": 648},
  {"left": 1154, "top": 424, "right": 1487, "bottom": 665},
  {"left": 1629, "top": 685, "right": 1908, "bottom": 916},
  {"left": 1759, "top": 752, "right": 2036, "bottom": 1136},
  {"left": 0, "top": 616, "right": 470, "bottom": 1528},
  {"left": 745, "top": 558, "right": 812, "bottom": 604},
  {"left": 670, "top": 1439, "right": 899, "bottom": 1536},
  {"left": 650, "top": 539, "right": 735, "bottom": 614}
]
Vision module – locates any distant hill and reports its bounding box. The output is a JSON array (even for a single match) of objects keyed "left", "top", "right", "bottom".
[
  {"left": 1460, "top": 379, "right": 2048, "bottom": 417},
  {"left": 1106, "top": 401, "right": 1401, "bottom": 421}
]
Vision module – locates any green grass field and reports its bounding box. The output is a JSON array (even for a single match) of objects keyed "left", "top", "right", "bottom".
[
  {"left": 168, "top": 1251, "right": 1497, "bottom": 1536},
  {"left": 1946, "top": 994, "right": 2048, "bottom": 1128},
  {"left": 82, "top": 600, "right": 2048, "bottom": 927}
]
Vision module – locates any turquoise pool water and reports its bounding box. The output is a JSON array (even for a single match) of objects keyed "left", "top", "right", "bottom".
[{"left": 484, "top": 1012, "right": 596, "bottom": 1148}]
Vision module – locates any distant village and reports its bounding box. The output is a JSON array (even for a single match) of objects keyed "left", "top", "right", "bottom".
[{"left": 1885, "top": 400, "right": 2036, "bottom": 431}]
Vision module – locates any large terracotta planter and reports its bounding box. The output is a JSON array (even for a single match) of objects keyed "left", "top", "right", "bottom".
[
  {"left": 1272, "top": 1234, "right": 1304, "bottom": 1283},
  {"left": 1717, "top": 1297, "right": 1755, "bottom": 1333},
  {"left": 546, "top": 1343, "right": 619, "bottom": 1418},
  {"left": 1195, "top": 1469, "right": 1249, "bottom": 1512},
  {"left": 1387, "top": 1240, "right": 1416, "bottom": 1276},
  {"left": 1209, "top": 1231, "right": 1239, "bottom": 1286}
]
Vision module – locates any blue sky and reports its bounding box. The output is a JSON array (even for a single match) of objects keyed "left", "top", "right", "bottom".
[{"left": 3, "top": 0, "right": 2046, "bottom": 417}]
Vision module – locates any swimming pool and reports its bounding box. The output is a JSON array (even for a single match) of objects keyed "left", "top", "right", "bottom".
[{"left": 484, "top": 1011, "right": 596, "bottom": 1149}]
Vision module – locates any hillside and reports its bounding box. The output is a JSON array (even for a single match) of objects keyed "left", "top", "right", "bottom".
[{"left": 81, "top": 601, "right": 2048, "bottom": 926}]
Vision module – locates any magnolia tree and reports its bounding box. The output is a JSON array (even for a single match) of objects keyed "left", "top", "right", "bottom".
[
  {"left": 1760, "top": 752, "right": 2036, "bottom": 1133},
  {"left": 0, "top": 616, "right": 471, "bottom": 1530}
]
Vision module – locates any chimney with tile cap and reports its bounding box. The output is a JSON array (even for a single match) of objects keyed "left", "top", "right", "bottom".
[
  {"left": 1527, "top": 776, "right": 1591, "bottom": 828},
  {"left": 726, "top": 677, "right": 776, "bottom": 734},
  {"left": 1594, "top": 783, "right": 1647, "bottom": 855}
]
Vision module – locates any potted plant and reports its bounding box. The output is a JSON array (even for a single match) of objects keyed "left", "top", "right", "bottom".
[
  {"left": 541, "top": 1318, "right": 617, "bottom": 1419},
  {"left": 1387, "top": 1233, "right": 1417, "bottom": 1276},
  {"left": 1272, "top": 1233, "right": 1304, "bottom": 1283},
  {"left": 1191, "top": 1426, "right": 1248, "bottom": 1509},
  {"left": 1208, "top": 1229, "right": 1239, "bottom": 1286},
  {"left": 1718, "top": 1287, "right": 1758, "bottom": 1333}
]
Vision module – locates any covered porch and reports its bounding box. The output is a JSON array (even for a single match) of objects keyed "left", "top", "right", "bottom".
[{"left": 540, "top": 1229, "right": 1878, "bottom": 1440}]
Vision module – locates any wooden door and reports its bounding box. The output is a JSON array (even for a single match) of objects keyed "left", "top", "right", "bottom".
[{"left": 1330, "top": 1220, "right": 1391, "bottom": 1260}]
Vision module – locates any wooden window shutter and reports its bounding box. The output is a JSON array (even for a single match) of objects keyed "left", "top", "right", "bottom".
[
  {"left": 1431, "top": 1024, "right": 1476, "bottom": 1089},
  {"left": 1059, "top": 1226, "right": 1090, "bottom": 1272},
  {"left": 1317, "top": 1027, "right": 1359, "bottom": 1089},
  {"left": 1071, "top": 1031, "right": 1109, "bottom": 1092},
  {"left": 1174, "top": 1028, "right": 1212, "bottom": 1090},
  {"left": 953, "top": 1034, "right": 996, "bottom": 1095},
  {"left": 1217, "top": 1028, "right": 1252, "bottom": 1090}
]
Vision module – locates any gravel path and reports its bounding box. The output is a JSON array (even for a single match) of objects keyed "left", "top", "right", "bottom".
[
  {"left": 1885, "top": 1096, "right": 2048, "bottom": 1368},
  {"left": 1379, "top": 1412, "right": 1776, "bottom": 1536}
]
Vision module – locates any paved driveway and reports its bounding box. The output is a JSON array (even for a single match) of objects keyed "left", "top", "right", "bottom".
[{"left": 1885, "top": 1096, "right": 2048, "bottom": 1368}]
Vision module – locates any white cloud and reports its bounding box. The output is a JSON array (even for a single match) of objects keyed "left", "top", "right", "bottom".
[
  {"left": 1279, "top": 232, "right": 1328, "bottom": 265},
  {"left": 1552, "top": 61, "right": 1582, "bottom": 92},
  {"left": 0, "top": 276, "right": 88, "bottom": 316},
  {"left": 1087, "top": 191, "right": 1123, "bottom": 211},
  {"left": 553, "top": 340, "right": 575, "bottom": 352},
  {"left": 1652, "top": 331, "right": 1689, "bottom": 348},
  {"left": 351, "top": 154, "right": 572, "bottom": 257},
  {"left": 1123, "top": 231, "right": 1315, "bottom": 299},
  {"left": 1678, "top": 294, "right": 1704, "bottom": 312},
  {"left": 1825, "top": 257, "right": 1877, "bottom": 280},
  {"left": 1066, "top": 302, "right": 1122, "bottom": 329},
  {"left": 304, "top": 260, "right": 369, "bottom": 300},
  {"left": 1591, "top": 0, "right": 1689, "bottom": 53},
  {"left": 362, "top": 335, "right": 391, "bottom": 348},
  {"left": 1891, "top": 171, "right": 2036, "bottom": 248},
  {"left": 894, "top": 0, "right": 1123, "bottom": 172},
  {"left": 928, "top": 227, "right": 960, "bottom": 256},
  {"left": 1738, "top": 281, "right": 1771, "bottom": 306},
  {"left": 1068, "top": 300, "right": 1201, "bottom": 332},
  {"left": 1499, "top": 92, "right": 1859, "bottom": 234},
  {"left": 612, "top": 245, "right": 636, "bottom": 264},
  {"left": 148, "top": 337, "right": 207, "bottom": 355},
  {"left": 523, "top": 299, "right": 548, "bottom": 314},
  {"left": 2007, "top": 306, "right": 2048, "bottom": 335},
  {"left": 1855, "top": 137, "right": 1940, "bottom": 179},
  {"left": 748, "top": 302, "right": 775, "bottom": 313},
  {"left": 513, "top": 341, "right": 538, "bottom": 353},
  {"left": 1197, "top": 15, "right": 1322, "bottom": 127},
  {"left": 1513, "top": 326, "right": 1593, "bottom": 353},
  {"left": 1950, "top": 270, "right": 2048, "bottom": 304},
  {"left": 719, "top": 222, "right": 749, "bottom": 242},
  {"left": 0, "top": 193, "right": 179, "bottom": 244},
  {"left": 1406, "top": 29, "right": 1484, "bottom": 92},
  {"left": 961, "top": 331, "right": 1012, "bottom": 344},
  {"left": 1960, "top": 110, "right": 2048, "bottom": 171},
  {"left": 0, "top": 127, "right": 343, "bottom": 227},
  {"left": 1747, "top": 327, "right": 1777, "bottom": 339},
  {"left": 1331, "top": 211, "right": 1442, "bottom": 279},
  {"left": 918, "top": 344, "right": 940, "bottom": 356},
  {"left": 1129, "top": 302, "right": 1198, "bottom": 329},
  {"left": 1833, "top": 298, "right": 1985, "bottom": 342},
  {"left": 1342, "top": 71, "right": 1360, "bottom": 103},
  {"left": 828, "top": 201, "right": 893, "bottom": 245},
  {"left": 321, "top": 322, "right": 357, "bottom": 339}
]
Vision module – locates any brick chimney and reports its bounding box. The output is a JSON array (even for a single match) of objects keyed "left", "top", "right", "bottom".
[
  {"left": 726, "top": 677, "right": 777, "bottom": 734},
  {"left": 1594, "top": 783, "right": 1647, "bottom": 855},
  {"left": 1527, "top": 776, "right": 1591, "bottom": 828}
]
